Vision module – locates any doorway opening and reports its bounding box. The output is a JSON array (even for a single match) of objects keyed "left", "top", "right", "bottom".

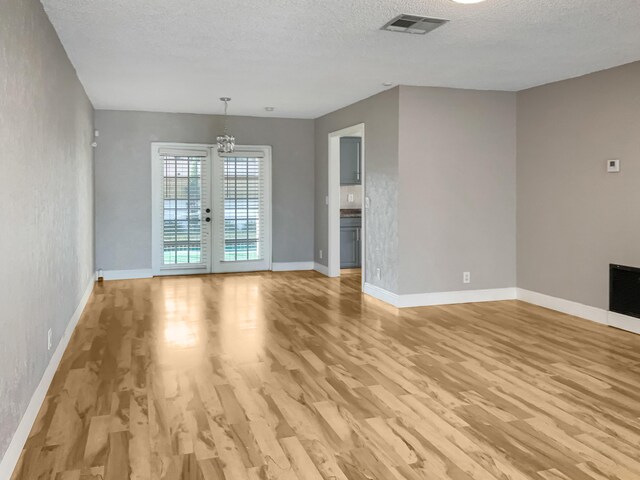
[
  {"left": 151, "top": 143, "right": 272, "bottom": 276},
  {"left": 327, "top": 123, "right": 365, "bottom": 289}
]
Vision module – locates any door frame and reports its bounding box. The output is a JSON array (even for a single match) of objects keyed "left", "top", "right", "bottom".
[
  {"left": 151, "top": 142, "right": 273, "bottom": 276},
  {"left": 327, "top": 123, "right": 366, "bottom": 287}
]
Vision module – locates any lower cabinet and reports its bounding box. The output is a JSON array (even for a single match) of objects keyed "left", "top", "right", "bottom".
[{"left": 340, "top": 217, "right": 361, "bottom": 268}]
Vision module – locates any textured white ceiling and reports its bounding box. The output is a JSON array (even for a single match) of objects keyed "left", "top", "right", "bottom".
[{"left": 41, "top": 0, "right": 640, "bottom": 118}]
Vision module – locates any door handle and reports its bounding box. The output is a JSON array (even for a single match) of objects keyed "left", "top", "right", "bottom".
[
  {"left": 356, "top": 143, "right": 361, "bottom": 181},
  {"left": 205, "top": 208, "right": 211, "bottom": 213},
  {"left": 205, "top": 217, "right": 211, "bottom": 223}
]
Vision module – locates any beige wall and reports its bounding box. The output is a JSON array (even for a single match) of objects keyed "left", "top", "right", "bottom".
[
  {"left": 517, "top": 61, "right": 640, "bottom": 309},
  {"left": 95, "top": 111, "right": 315, "bottom": 270},
  {"left": 315, "top": 88, "right": 400, "bottom": 291},
  {"left": 314, "top": 86, "right": 517, "bottom": 295},
  {"left": 398, "top": 86, "right": 517, "bottom": 295},
  {"left": 0, "top": 0, "right": 94, "bottom": 460}
]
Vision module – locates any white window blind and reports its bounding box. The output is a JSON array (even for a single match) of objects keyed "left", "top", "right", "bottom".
[
  {"left": 161, "top": 154, "right": 208, "bottom": 265},
  {"left": 218, "top": 156, "right": 265, "bottom": 262},
  {"left": 158, "top": 147, "right": 208, "bottom": 157}
]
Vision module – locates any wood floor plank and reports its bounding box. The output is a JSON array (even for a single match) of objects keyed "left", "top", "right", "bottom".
[{"left": 10, "top": 271, "right": 640, "bottom": 480}]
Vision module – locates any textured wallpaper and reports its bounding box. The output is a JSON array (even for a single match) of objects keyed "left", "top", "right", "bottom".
[
  {"left": 314, "top": 88, "right": 400, "bottom": 293},
  {"left": 0, "top": 0, "right": 94, "bottom": 459},
  {"left": 364, "top": 172, "right": 399, "bottom": 290}
]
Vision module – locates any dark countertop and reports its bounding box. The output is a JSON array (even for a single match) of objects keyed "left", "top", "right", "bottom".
[{"left": 340, "top": 208, "right": 362, "bottom": 218}]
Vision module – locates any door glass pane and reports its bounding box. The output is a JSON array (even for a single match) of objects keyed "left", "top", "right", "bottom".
[
  {"left": 162, "top": 156, "right": 203, "bottom": 264},
  {"left": 221, "top": 156, "right": 263, "bottom": 262}
]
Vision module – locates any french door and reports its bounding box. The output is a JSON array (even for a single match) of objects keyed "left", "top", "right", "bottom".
[
  {"left": 212, "top": 147, "right": 271, "bottom": 273},
  {"left": 152, "top": 143, "right": 271, "bottom": 275}
]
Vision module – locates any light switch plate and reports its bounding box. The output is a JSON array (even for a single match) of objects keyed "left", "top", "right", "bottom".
[
  {"left": 365, "top": 197, "right": 371, "bottom": 209},
  {"left": 607, "top": 159, "right": 620, "bottom": 173},
  {"left": 348, "top": 193, "right": 354, "bottom": 203}
]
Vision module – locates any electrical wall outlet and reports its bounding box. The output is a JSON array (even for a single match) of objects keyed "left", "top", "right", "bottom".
[
  {"left": 47, "top": 329, "right": 52, "bottom": 350},
  {"left": 607, "top": 159, "right": 620, "bottom": 173},
  {"left": 376, "top": 268, "right": 381, "bottom": 280},
  {"left": 463, "top": 272, "right": 471, "bottom": 284},
  {"left": 319, "top": 250, "right": 323, "bottom": 259}
]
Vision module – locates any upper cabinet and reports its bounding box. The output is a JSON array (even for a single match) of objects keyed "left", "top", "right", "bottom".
[{"left": 340, "top": 137, "right": 361, "bottom": 185}]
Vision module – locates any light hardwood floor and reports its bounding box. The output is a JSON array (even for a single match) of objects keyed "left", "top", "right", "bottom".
[{"left": 11, "top": 270, "right": 640, "bottom": 480}]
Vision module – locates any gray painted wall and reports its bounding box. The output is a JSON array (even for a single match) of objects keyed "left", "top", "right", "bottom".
[
  {"left": 0, "top": 0, "right": 94, "bottom": 459},
  {"left": 398, "top": 86, "right": 517, "bottom": 295},
  {"left": 314, "top": 88, "right": 400, "bottom": 292},
  {"left": 94, "top": 111, "right": 314, "bottom": 270},
  {"left": 517, "top": 61, "right": 640, "bottom": 309}
]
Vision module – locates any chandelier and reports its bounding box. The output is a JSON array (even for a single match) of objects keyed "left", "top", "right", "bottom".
[{"left": 217, "top": 97, "right": 235, "bottom": 153}]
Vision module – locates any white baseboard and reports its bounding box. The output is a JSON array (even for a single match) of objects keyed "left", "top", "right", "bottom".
[
  {"left": 362, "top": 284, "right": 639, "bottom": 335},
  {"left": 400, "top": 287, "right": 517, "bottom": 308},
  {"left": 313, "top": 262, "right": 330, "bottom": 276},
  {"left": 272, "top": 262, "right": 314, "bottom": 272},
  {"left": 363, "top": 283, "right": 401, "bottom": 306},
  {"left": 364, "top": 283, "right": 517, "bottom": 308},
  {"left": 516, "top": 288, "right": 608, "bottom": 325},
  {"left": 103, "top": 265, "right": 317, "bottom": 277},
  {"left": 607, "top": 311, "right": 640, "bottom": 335},
  {"left": 99, "top": 269, "right": 154, "bottom": 281},
  {"left": 0, "top": 276, "right": 95, "bottom": 480}
]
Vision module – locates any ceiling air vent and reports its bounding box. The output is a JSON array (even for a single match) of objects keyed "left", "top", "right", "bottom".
[{"left": 381, "top": 14, "right": 449, "bottom": 35}]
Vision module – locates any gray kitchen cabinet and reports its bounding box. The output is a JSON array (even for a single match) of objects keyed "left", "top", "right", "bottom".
[
  {"left": 340, "top": 136, "right": 361, "bottom": 185},
  {"left": 340, "top": 217, "right": 361, "bottom": 268}
]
